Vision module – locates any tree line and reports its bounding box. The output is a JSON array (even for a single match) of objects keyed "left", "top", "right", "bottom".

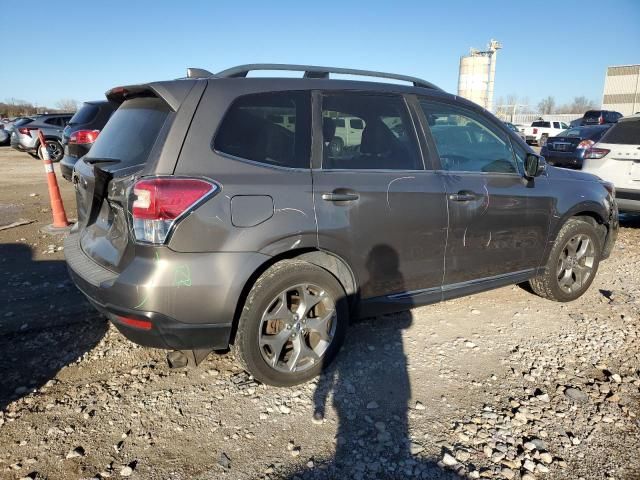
[
  {"left": 1, "top": 98, "right": 79, "bottom": 118},
  {"left": 495, "top": 94, "right": 598, "bottom": 116}
]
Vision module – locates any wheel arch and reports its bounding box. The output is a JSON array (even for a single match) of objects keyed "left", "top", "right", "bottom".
[
  {"left": 543, "top": 204, "right": 609, "bottom": 268},
  {"left": 227, "top": 248, "right": 357, "bottom": 346}
]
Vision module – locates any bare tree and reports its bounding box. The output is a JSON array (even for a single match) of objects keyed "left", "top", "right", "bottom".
[
  {"left": 537, "top": 96, "right": 556, "bottom": 115},
  {"left": 55, "top": 98, "right": 79, "bottom": 112},
  {"left": 0, "top": 98, "right": 37, "bottom": 117},
  {"left": 569, "top": 96, "right": 597, "bottom": 114}
]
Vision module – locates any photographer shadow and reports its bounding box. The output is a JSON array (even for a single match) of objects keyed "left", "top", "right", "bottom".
[{"left": 287, "top": 245, "right": 459, "bottom": 479}]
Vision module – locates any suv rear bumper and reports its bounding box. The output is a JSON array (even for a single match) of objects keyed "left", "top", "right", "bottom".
[{"left": 64, "top": 232, "right": 270, "bottom": 350}]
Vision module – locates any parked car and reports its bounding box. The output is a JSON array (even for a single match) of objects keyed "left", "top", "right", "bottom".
[
  {"left": 504, "top": 121, "right": 526, "bottom": 142},
  {"left": 10, "top": 113, "right": 72, "bottom": 161},
  {"left": 541, "top": 125, "right": 612, "bottom": 169},
  {"left": 65, "top": 64, "right": 618, "bottom": 386},
  {"left": 581, "top": 110, "right": 623, "bottom": 126},
  {"left": 523, "top": 120, "right": 570, "bottom": 146},
  {"left": 60, "top": 101, "right": 117, "bottom": 181},
  {"left": 583, "top": 114, "right": 640, "bottom": 212},
  {"left": 3, "top": 116, "right": 34, "bottom": 135}
]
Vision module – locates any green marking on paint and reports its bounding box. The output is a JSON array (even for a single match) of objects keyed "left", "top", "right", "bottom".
[{"left": 174, "top": 265, "right": 192, "bottom": 287}]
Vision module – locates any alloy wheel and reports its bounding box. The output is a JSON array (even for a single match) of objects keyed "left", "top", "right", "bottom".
[
  {"left": 556, "top": 233, "right": 595, "bottom": 293},
  {"left": 45, "top": 141, "right": 62, "bottom": 161},
  {"left": 258, "top": 283, "right": 336, "bottom": 373}
]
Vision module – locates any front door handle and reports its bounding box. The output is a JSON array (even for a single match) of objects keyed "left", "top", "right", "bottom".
[
  {"left": 322, "top": 192, "right": 359, "bottom": 202},
  {"left": 448, "top": 191, "right": 477, "bottom": 202}
]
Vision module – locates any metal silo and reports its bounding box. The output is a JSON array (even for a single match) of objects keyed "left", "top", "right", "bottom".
[{"left": 457, "top": 40, "right": 502, "bottom": 112}]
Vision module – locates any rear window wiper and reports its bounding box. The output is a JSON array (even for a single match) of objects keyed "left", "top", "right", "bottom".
[{"left": 84, "top": 157, "right": 121, "bottom": 165}]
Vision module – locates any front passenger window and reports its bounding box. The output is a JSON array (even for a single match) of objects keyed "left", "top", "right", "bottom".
[{"left": 419, "top": 100, "right": 518, "bottom": 174}]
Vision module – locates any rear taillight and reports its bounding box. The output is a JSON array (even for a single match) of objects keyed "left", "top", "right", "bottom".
[
  {"left": 131, "top": 177, "right": 217, "bottom": 244},
  {"left": 533, "top": 128, "right": 538, "bottom": 134},
  {"left": 577, "top": 139, "right": 595, "bottom": 149},
  {"left": 599, "top": 117, "right": 604, "bottom": 125},
  {"left": 69, "top": 129, "right": 100, "bottom": 144},
  {"left": 584, "top": 148, "right": 610, "bottom": 159},
  {"left": 18, "top": 127, "right": 34, "bottom": 136}
]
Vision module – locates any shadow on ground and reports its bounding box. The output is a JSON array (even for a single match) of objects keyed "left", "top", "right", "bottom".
[
  {"left": 284, "top": 245, "right": 461, "bottom": 479},
  {"left": 0, "top": 243, "right": 107, "bottom": 410}
]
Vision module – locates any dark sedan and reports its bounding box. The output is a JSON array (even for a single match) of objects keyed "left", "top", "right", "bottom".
[
  {"left": 541, "top": 125, "right": 611, "bottom": 169},
  {"left": 60, "top": 100, "right": 117, "bottom": 181}
]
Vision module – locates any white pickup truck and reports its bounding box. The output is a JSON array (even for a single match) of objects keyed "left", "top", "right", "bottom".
[{"left": 522, "top": 120, "right": 569, "bottom": 146}]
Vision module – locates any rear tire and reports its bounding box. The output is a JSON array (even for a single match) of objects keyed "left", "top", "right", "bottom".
[
  {"left": 38, "top": 140, "right": 63, "bottom": 162},
  {"left": 232, "top": 260, "right": 348, "bottom": 386},
  {"left": 529, "top": 218, "right": 601, "bottom": 302}
]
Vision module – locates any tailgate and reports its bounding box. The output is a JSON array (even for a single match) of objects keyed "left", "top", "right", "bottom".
[{"left": 74, "top": 97, "right": 172, "bottom": 273}]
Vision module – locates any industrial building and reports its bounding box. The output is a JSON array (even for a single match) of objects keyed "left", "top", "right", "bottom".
[
  {"left": 602, "top": 64, "right": 640, "bottom": 116},
  {"left": 457, "top": 40, "right": 501, "bottom": 112}
]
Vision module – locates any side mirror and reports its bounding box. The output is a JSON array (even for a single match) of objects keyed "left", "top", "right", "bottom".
[{"left": 524, "top": 153, "right": 545, "bottom": 178}]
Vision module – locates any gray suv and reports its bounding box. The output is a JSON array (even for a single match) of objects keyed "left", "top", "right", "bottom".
[
  {"left": 10, "top": 113, "right": 72, "bottom": 161},
  {"left": 65, "top": 64, "right": 619, "bottom": 386}
]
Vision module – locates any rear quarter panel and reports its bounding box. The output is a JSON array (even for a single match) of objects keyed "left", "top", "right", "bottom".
[{"left": 168, "top": 79, "right": 317, "bottom": 255}]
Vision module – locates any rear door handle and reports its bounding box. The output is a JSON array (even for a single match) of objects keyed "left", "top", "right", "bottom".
[
  {"left": 322, "top": 192, "right": 359, "bottom": 202},
  {"left": 448, "top": 191, "right": 477, "bottom": 202}
]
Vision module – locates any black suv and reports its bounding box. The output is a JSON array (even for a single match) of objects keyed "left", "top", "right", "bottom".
[
  {"left": 65, "top": 64, "right": 618, "bottom": 386},
  {"left": 60, "top": 100, "right": 117, "bottom": 181},
  {"left": 581, "top": 110, "right": 623, "bottom": 125}
]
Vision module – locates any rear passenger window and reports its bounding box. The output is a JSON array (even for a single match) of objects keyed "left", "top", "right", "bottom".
[
  {"left": 214, "top": 91, "right": 310, "bottom": 168},
  {"left": 420, "top": 100, "right": 518, "bottom": 174},
  {"left": 321, "top": 93, "right": 421, "bottom": 170}
]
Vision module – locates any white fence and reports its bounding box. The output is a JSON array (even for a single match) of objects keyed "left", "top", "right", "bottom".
[{"left": 496, "top": 113, "right": 582, "bottom": 125}]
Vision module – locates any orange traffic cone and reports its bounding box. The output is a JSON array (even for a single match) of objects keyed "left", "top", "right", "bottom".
[{"left": 38, "top": 129, "right": 70, "bottom": 232}]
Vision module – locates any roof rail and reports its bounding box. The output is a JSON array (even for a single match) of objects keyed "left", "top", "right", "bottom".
[{"left": 212, "top": 64, "right": 442, "bottom": 90}]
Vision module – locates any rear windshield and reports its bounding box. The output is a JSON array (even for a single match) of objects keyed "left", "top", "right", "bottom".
[
  {"left": 532, "top": 121, "right": 550, "bottom": 128},
  {"left": 599, "top": 121, "right": 640, "bottom": 145},
  {"left": 583, "top": 111, "right": 601, "bottom": 119},
  {"left": 13, "top": 118, "right": 33, "bottom": 127},
  {"left": 86, "top": 97, "right": 170, "bottom": 167},
  {"left": 69, "top": 103, "right": 99, "bottom": 125}
]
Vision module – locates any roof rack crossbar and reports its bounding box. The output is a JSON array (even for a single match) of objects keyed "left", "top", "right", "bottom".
[{"left": 213, "top": 64, "right": 442, "bottom": 90}]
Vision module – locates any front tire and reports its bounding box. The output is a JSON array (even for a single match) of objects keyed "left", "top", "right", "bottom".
[
  {"left": 232, "top": 260, "right": 348, "bottom": 386},
  {"left": 529, "top": 218, "right": 601, "bottom": 302}
]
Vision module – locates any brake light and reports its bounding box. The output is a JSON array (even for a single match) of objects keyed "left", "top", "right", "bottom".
[
  {"left": 577, "top": 139, "right": 595, "bottom": 149},
  {"left": 584, "top": 148, "right": 610, "bottom": 159},
  {"left": 599, "top": 117, "right": 604, "bottom": 125},
  {"left": 18, "top": 127, "right": 34, "bottom": 136},
  {"left": 131, "top": 177, "right": 217, "bottom": 244},
  {"left": 69, "top": 129, "right": 100, "bottom": 144},
  {"left": 533, "top": 128, "right": 538, "bottom": 134}
]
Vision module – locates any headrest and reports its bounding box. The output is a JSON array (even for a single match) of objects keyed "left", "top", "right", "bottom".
[{"left": 323, "top": 117, "right": 336, "bottom": 142}]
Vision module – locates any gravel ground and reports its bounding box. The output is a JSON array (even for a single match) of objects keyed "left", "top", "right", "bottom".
[{"left": 0, "top": 147, "right": 639, "bottom": 480}]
